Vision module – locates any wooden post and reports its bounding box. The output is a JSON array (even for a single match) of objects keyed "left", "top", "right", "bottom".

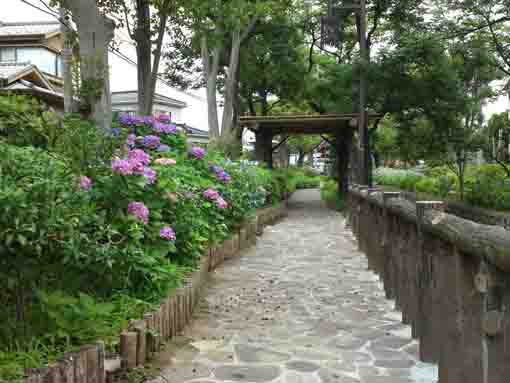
[
  {"left": 120, "top": 332, "right": 138, "bottom": 369},
  {"left": 263, "top": 131, "right": 273, "bottom": 169}
]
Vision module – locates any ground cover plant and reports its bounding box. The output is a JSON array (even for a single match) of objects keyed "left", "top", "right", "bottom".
[{"left": 0, "top": 95, "right": 289, "bottom": 382}]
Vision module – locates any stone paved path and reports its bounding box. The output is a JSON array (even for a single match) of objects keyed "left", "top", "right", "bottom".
[{"left": 153, "top": 189, "right": 438, "bottom": 383}]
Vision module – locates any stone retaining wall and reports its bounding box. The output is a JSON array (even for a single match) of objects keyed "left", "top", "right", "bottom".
[
  {"left": 347, "top": 186, "right": 510, "bottom": 383},
  {"left": 24, "top": 203, "right": 288, "bottom": 383}
]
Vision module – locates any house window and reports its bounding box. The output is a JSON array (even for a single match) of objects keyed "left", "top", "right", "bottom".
[
  {"left": 17, "top": 47, "right": 58, "bottom": 75},
  {"left": 0, "top": 48, "right": 15, "bottom": 62}
]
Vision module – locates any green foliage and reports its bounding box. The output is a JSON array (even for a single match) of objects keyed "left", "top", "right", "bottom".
[
  {"left": 0, "top": 94, "right": 59, "bottom": 148},
  {"left": 0, "top": 102, "right": 295, "bottom": 380},
  {"left": 375, "top": 165, "right": 510, "bottom": 210},
  {"left": 320, "top": 178, "right": 345, "bottom": 211}
]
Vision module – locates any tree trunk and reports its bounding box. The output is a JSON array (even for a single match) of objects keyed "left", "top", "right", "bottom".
[
  {"left": 201, "top": 36, "right": 221, "bottom": 137},
  {"left": 66, "top": 0, "right": 114, "bottom": 132},
  {"left": 135, "top": 0, "right": 152, "bottom": 115},
  {"left": 145, "top": 0, "right": 171, "bottom": 116},
  {"left": 297, "top": 150, "right": 305, "bottom": 167},
  {"left": 220, "top": 26, "right": 241, "bottom": 135}
]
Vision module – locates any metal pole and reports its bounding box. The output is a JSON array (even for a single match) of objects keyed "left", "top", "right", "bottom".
[
  {"left": 358, "top": 0, "right": 370, "bottom": 186},
  {"left": 60, "top": 7, "right": 73, "bottom": 114}
]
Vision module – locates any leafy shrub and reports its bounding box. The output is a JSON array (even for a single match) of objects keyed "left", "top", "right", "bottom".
[
  {"left": 0, "top": 94, "right": 59, "bottom": 148},
  {"left": 0, "top": 107, "right": 291, "bottom": 381},
  {"left": 374, "top": 167, "right": 424, "bottom": 191}
]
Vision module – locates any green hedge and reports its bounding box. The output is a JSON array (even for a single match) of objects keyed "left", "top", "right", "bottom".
[{"left": 374, "top": 165, "right": 510, "bottom": 211}]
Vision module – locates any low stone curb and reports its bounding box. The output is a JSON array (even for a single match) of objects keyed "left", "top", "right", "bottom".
[{"left": 24, "top": 202, "right": 288, "bottom": 383}]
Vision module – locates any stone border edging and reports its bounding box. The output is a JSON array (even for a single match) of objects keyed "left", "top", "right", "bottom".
[{"left": 23, "top": 202, "right": 288, "bottom": 383}]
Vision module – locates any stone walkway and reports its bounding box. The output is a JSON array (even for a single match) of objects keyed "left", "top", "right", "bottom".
[{"left": 152, "top": 189, "right": 438, "bottom": 383}]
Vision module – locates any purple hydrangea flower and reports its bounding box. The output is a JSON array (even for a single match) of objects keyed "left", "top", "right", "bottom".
[
  {"left": 160, "top": 226, "right": 176, "bottom": 241},
  {"left": 143, "top": 116, "right": 155, "bottom": 126},
  {"left": 112, "top": 159, "right": 134, "bottom": 175},
  {"left": 142, "top": 135, "right": 161, "bottom": 149},
  {"left": 158, "top": 114, "right": 172, "bottom": 123},
  {"left": 203, "top": 188, "right": 220, "bottom": 201},
  {"left": 110, "top": 127, "right": 120, "bottom": 137},
  {"left": 190, "top": 146, "right": 206, "bottom": 160},
  {"left": 157, "top": 144, "right": 171, "bottom": 153},
  {"left": 128, "top": 202, "right": 149, "bottom": 224},
  {"left": 143, "top": 167, "right": 157, "bottom": 185},
  {"left": 211, "top": 165, "right": 231, "bottom": 183},
  {"left": 119, "top": 114, "right": 134, "bottom": 126},
  {"left": 215, "top": 197, "right": 228, "bottom": 209},
  {"left": 79, "top": 176, "right": 92, "bottom": 191},
  {"left": 132, "top": 116, "right": 145, "bottom": 126},
  {"left": 153, "top": 122, "right": 177, "bottom": 135},
  {"left": 128, "top": 149, "right": 151, "bottom": 166}
]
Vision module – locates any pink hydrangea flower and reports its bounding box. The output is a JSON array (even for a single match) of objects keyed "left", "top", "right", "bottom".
[
  {"left": 126, "top": 134, "right": 136, "bottom": 147},
  {"left": 128, "top": 149, "right": 151, "bottom": 166},
  {"left": 189, "top": 146, "right": 206, "bottom": 160},
  {"left": 158, "top": 114, "right": 172, "bottom": 123},
  {"left": 127, "top": 202, "right": 149, "bottom": 224},
  {"left": 215, "top": 197, "right": 228, "bottom": 209},
  {"left": 203, "top": 188, "right": 220, "bottom": 201},
  {"left": 130, "top": 161, "right": 145, "bottom": 175},
  {"left": 112, "top": 159, "right": 133, "bottom": 175},
  {"left": 79, "top": 176, "right": 92, "bottom": 191},
  {"left": 160, "top": 226, "right": 176, "bottom": 241},
  {"left": 154, "top": 158, "right": 177, "bottom": 166}
]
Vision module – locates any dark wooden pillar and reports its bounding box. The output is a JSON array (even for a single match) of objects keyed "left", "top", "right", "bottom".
[
  {"left": 255, "top": 130, "right": 265, "bottom": 163},
  {"left": 255, "top": 129, "right": 273, "bottom": 169},
  {"left": 336, "top": 127, "right": 354, "bottom": 196},
  {"left": 264, "top": 131, "right": 273, "bottom": 169}
]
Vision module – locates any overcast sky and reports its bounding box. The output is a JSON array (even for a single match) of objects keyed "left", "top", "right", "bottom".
[{"left": 2, "top": 0, "right": 508, "bottom": 127}]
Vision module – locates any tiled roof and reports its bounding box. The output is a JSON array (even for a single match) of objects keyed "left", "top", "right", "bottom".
[
  {"left": 3, "top": 79, "right": 63, "bottom": 99},
  {"left": 112, "top": 91, "right": 187, "bottom": 108},
  {"left": 186, "top": 126, "right": 209, "bottom": 137},
  {"left": 0, "top": 21, "right": 60, "bottom": 37},
  {"left": 0, "top": 63, "right": 31, "bottom": 79}
]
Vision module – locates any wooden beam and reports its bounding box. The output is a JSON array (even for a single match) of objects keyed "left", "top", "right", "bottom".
[
  {"left": 272, "top": 135, "right": 290, "bottom": 152},
  {"left": 320, "top": 135, "right": 334, "bottom": 146}
]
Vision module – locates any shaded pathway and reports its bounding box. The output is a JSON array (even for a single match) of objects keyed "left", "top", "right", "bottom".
[{"left": 152, "top": 189, "right": 437, "bottom": 383}]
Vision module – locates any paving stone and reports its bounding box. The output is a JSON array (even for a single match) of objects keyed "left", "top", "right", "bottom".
[
  {"left": 285, "top": 360, "right": 320, "bottom": 372},
  {"left": 150, "top": 190, "right": 437, "bottom": 383},
  {"left": 160, "top": 362, "right": 210, "bottom": 381},
  {"left": 234, "top": 344, "right": 290, "bottom": 363},
  {"left": 214, "top": 365, "right": 281, "bottom": 382},
  {"left": 374, "top": 359, "right": 416, "bottom": 368},
  {"left": 318, "top": 368, "right": 361, "bottom": 383}
]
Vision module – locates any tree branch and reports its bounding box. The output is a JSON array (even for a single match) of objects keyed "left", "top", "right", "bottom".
[
  {"left": 121, "top": 1, "right": 134, "bottom": 39},
  {"left": 483, "top": 13, "right": 510, "bottom": 76}
]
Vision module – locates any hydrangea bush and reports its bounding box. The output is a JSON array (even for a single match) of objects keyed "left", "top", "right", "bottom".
[{"left": 0, "top": 106, "right": 287, "bottom": 382}]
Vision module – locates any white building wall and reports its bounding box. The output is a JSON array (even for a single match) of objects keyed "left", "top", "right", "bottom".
[{"left": 108, "top": 52, "right": 210, "bottom": 131}]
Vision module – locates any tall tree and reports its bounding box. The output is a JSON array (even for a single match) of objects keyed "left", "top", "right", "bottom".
[
  {"left": 55, "top": 0, "right": 115, "bottom": 131},
  {"left": 97, "top": 0, "right": 173, "bottom": 115}
]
